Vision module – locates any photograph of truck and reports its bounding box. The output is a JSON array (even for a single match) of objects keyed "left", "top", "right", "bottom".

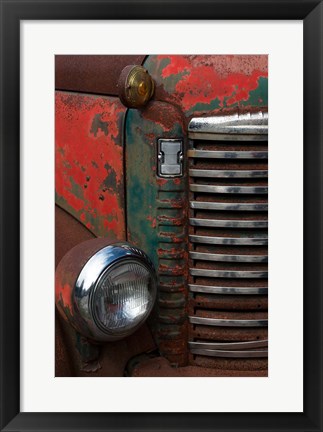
[{"left": 55, "top": 55, "right": 268, "bottom": 377}]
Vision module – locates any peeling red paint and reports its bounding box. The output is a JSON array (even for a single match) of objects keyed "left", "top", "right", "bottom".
[
  {"left": 55, "top": 92, "right": 126, "bottom": 239},
  {"left": 55, "top": 282, "right": 73, "bottom": 315},
  {"left": 145, "top": 55, "right": 268, "bottom": 116}
]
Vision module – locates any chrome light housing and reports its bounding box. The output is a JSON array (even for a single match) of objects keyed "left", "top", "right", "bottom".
[{"left": 56, "top": 240, "right": 157, "bottom": 342}]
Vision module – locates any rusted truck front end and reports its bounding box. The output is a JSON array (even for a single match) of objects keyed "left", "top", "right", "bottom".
[{"left": 55, "top": 55, "right": 268, "bottom": 377}]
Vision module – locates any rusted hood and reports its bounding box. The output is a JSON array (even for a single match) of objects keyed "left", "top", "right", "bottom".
[{"left": 55, "top": 55, "right": 146, "bottom": 95}]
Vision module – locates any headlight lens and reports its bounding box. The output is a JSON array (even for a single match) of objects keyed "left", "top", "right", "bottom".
[{"left": 93, "top": 259, "right": 155, "bottom": 337}]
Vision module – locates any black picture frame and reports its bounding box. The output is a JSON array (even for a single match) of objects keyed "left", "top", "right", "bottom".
[{"left": 1, "top": 1, "right": 322, "bottom": 431}]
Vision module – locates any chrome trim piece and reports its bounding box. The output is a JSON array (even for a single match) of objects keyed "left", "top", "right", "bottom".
[
  {"left": 189, "top": 132, "right": 268, "bottom": 141},
  {"left": 189, "top": 340, "right": 268, "bottom": 350},
  {"left": 190, "top": 184, "right": 268, "bottom": 194},
  {"left": 190, "top": 201, "right": 268, "bottom": 211},
  {"left": 188, "top": 112, "right": 268, "bottom": 138},
  {"left": 157, "top": 138, "right": 183, "bottom": 178},
  {"left": 189, "top": 235, "right": 268, "bottom": 245},
  {"left": 189, "top": 169, "right": 268, "bottom": 178},
  {"left": 188, "top": 149, "right": 268, "bottom": 159},
  {"left": 190, "top": 218, "right": 268, "bottom": 228},
  {"left": 189, "top": 284, "right": 268, "bottom": 295},
  {"left": 189, "top": 251, "right": 268, "bottom": 263},
  {"left": 190, "top": 348, "right": 268, "bottom": 358},
  {"left": 189, "top": 316, "right": 268, "bottom": 327},
  {"left": 190, "top": 269, "right": 268, "bottom": 278}
]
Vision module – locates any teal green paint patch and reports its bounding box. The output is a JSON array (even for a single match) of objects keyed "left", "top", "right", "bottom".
[
  {"left": 84, "top": 211, "right": 96, "bottom": 226},
  {"left": 102, "top": 163, "right": 117, "bottom": 189},
  {"left": 55, "top": 191, "right": 68, "bottom": 208},
  {"left": 126, "top": 109, "right": 160, "bottom": 268},
  {"left": 69, "top": 176, "right": 85, "bottom": 200},
  {"left": 162, "top": 70, "right": 190, "bottom": 94},
  {"left": 187, "top": 97, "right": 221, "bottom": 116},
  {"left": 62, "top": 160, "right": 72, "bottom": 169},
  {"left": 144, "top": 56, "right": 190, "bottom": 95},
  {"left": 125, "top": 105, "right": 184, "bottom": 270},
  {"left": 144, "top": 56, "right": 170, "bottom": 81},
  {"left": 242, "top": 77, "right": 268, "bottom": 107},
  {"left": 159, "top": 225, "right": 183, "bottom": 234}
]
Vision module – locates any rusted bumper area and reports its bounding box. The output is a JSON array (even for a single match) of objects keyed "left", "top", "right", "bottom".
[{"left": 130, "top": 356, "right": 267, "bottom": 377}]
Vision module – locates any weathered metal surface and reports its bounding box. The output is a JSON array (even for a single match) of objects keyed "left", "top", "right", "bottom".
[
  {"left": 130, "top": 356, "right": 267, "bottom": 377},
  {"left": 55, "top": 237, "right": 118, "bottom": 332},
  {"left": 75, "top": 333, "right": 102, "bottom": 372},
  {"left": 126, "top": 101, "right": 189, "bottom": 366},
  {"left": 55, "top": 205, "right": 98, "bottom": 375},
  {"left": 56, "top": 315, "right": 156, "bottom": 377},
  {"left": 55, "top": 55, "right": 146, "bottom": 95},
  {"left": 190, "top": 294, "right": 268, "bottom": 310},
  {"left": 55, "top": 310, "right": 76, "bottom": 377},
  {"left": 192, "top": 325, "right": 268, "bottom": 342},
  {"left": 144, "top": 55, "right": 268, "bottom": 117},
  {"left": 192, "top": 355, "right": 268, "bottom": 371},
  {"left": 55, "top": 91, "right": 126, "bottom": 239},
  {"left": 55, "top": 205, "right": 95, "bottom": 268}
]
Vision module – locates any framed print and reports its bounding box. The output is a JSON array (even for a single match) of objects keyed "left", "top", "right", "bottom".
[{"left": 1, "top": 1, "right": 322, "bottom": 431}]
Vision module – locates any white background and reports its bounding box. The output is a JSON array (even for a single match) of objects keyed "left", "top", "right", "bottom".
[{"left": 21, "top": 21, "right": 303, "bottom": 412}]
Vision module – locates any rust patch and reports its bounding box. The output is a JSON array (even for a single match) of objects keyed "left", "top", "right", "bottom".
[
  {"left": 131, "top": 356, "right": 267, "bottom": 377},
  {"left": 55, "top": 55, "right": 146, "bottom": 95}
]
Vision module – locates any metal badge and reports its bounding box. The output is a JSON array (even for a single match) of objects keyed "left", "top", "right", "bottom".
[{"left": 157, "top": 139, "right": 183, "bottom": 178}]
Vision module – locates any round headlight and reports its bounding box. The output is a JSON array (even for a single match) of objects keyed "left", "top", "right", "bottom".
[
  {"left": 56, "top": 241, "right": 157, "bottom": 342},
  {"left": 91, "top": 259, "right": 154, "bottom": 337}
]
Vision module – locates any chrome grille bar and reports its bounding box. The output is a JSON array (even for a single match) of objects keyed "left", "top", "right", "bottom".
[
  {"left": 188, "top": 150, "right": 268, "bottom": 159},
  {"left": 190, "top": 184, "right": 268, "bottom": 194},
  {"left": 190, "top": 201, "right": 268, "bottom": 211},
  {"left": 190, "top": 348, "right": 268, "bottom": 358},
  {"left": 188, "top": 111, "right": 268, "bottom": 365},
  {"left": 189, "top": 284, "right": 268, "bottom": 295},
  {"left": 189, "top": 169, "right": 268, "bottom": 178},
  {"left": 189, "top": 316, "right": 268, "bottom": 327},
  {"left": 190, "top": 269, "right": 268, "bottom": 278},
  {"left": 188, "top": 112, "right": 268, "bottom": 139},
  {"left": 189, "top": 132, "right": 268, "bottom": 141},
  {"left": 190, "top": 218, "right": 268, "bottom": 228},
  {"left": 189, "top": 235, "right": 268, "bottom": 245},
  {"left": 189, "top": 340, "right": 268, "bottom": 350},
  {"left": 189, "top": 251, "right": 268, "bottom": 263}
]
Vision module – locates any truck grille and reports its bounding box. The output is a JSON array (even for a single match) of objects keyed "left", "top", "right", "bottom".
[{"left": 187, "top": 112, "right": 268, "bottom": 370}]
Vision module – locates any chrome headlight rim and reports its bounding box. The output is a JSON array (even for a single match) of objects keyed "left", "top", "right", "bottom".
[{"left": 74, "top": 242, "right": 157, "bottom": 342}]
